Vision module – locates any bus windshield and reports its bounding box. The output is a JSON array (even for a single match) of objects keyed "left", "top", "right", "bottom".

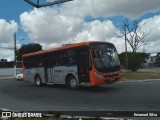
[{"left": 90, "top": 43, "right": 120, "bottom": 72}]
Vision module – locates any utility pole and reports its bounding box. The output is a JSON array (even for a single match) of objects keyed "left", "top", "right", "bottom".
[
  {"left": 14, "top": 33, "right": 17, "bottom": 77},
  {"left": 124, "top": 28, "right": 128, "bottom": 69}
]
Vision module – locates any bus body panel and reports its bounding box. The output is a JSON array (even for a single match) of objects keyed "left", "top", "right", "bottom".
[
  {"left": 88, "top": 55, "right": 121, "bottom": 86},
  {"left": 89, "top": 68, "right": 121, "bottom": 86},
  {"left": 24, "top": 67, "right": 45, "bottom": 83},
  {"left": 50, "top": 66, "right": 78, "bottom": 84},
  {"left": 22, "top": 41, "right": 121, "bottom": 87},
  {"left": 24, "top": 66, "right": 79, "bottom": 85}
]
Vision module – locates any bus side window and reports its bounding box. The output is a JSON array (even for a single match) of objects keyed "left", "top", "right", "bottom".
[
  {"left": 56, "top": 53, "right": 61, "bottom": 66},
  {"left": 68, "top": 49, "right": 76, "bottom": 65},
  {"left": 59, "top": 51, "right": 68, "bottom": 66},
  {"left": 38, "top": 55, "right": 43, "bottom": 67},
  {"left": 53, "top": 53, "right": 62, "bottom": 66},
  {"left": 46, "top": 54, "right": 53, "bottom": 68}
]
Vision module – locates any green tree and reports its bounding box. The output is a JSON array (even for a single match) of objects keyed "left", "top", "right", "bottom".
[
  {"left": 119, "top": 52, "right": 148, "bottom": 71},
  {"left": 17, "top": 43, "right": 42, "bottom": 61}
]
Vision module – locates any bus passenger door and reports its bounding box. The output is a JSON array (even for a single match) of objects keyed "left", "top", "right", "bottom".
[
  {"left": 44, "top": 54, "right": 54, "bottom": 83},
  {"left": 77, "top": 48, "right": 90, "bottom": 84}
]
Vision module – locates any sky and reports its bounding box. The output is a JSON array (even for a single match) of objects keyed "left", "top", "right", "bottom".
[{"left": 0, "top": 0, "right": 160, "bottom": 61}]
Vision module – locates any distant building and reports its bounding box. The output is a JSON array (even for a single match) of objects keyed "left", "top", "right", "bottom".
[
  {"left": 0, "top": 60, "right": 22, "bottom": 68},
  {"left": 154, "top": 53, "right": 160, "bottom": 67},
  {"left": 0, "top": 59, "right": 7, "bottom": 62},
  {"left": 143, "top": 52, "right": 160, "bottom": 67}
]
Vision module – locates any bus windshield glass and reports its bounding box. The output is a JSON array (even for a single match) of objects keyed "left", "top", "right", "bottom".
[{"left": 90, "top": 43, "right": 120, "bottom": 72}]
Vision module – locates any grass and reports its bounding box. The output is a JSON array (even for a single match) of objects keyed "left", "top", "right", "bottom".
[{"left": 122, "top": 71, "right": 160, "bottom": 80}]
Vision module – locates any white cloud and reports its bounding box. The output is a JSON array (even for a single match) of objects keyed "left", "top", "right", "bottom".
[
  {"left": 0, "top": 19, "right": 18, "bottom": 61},
  {"left": 20, "top": 7, "right": 124, "bottom": 51},
  {"left": 116, "top": 15, "right": 160, "bottom": 53},
  {"left": 0, "top": 19, "right": 18, "bottom": 45},
  {"left": 137, "top": 15, "right": 160, "bottom": 53},
  {"left": 140, "top": 15, "right": 160, "bottom": 42},
  {"left": 74, "top": 20, "right": 125, "bottom": 53},
  {"left": 20, "top": 0, "right": 160, "bottom": 54},
  {"left": 0, "top": 49, "right": 14, "bottom": 61},
  {"left": 20, "top": 8, "right": 83, "bottom": 46},
  {"left": 0, "top": 0, "right": 159, "bottom": 61},
  {"left": 49, "top": 0, "right": 160, "bottom": 19},
  {"left": 74, "top": 20, "right": 116, "bottom": 41}
]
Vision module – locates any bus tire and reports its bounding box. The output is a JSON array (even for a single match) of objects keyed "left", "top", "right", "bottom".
[
  {"left": 66, "top": 75, "right": 79, "bottom": 89},
  {"left": 35, "top": 75, "right": 42, "bottom": 87}
]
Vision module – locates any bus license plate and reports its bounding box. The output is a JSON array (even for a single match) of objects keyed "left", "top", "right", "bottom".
[{"left": 110, "top": 78, "right": 116, "bottom": 81}]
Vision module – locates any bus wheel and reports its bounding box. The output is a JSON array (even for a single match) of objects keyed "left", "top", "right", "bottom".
[
  {"left": 66, "top": 76, "right": 79, "bottom": 89},
  {"left": 35, "top": 75, "right": 42, "bottom": 87}
]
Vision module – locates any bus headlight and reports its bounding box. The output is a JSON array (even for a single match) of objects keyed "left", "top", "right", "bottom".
[
  {"left": 94, "top": 72, "right": 98, "bottom": 77},
  {"left": 94, "top": 72, "right": 103, "bottom": 78}
]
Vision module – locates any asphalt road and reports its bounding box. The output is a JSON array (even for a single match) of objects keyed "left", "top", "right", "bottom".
[{"left": 0, "top": 79, "right": 160, "bottom": 115}]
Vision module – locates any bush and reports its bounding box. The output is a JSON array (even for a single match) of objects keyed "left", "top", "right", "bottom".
[{"left": 119, "top": 52, "right": 148, "bottom": 71}]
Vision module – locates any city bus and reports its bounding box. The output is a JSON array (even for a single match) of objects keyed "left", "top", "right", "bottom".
[{"left": 22, "top": 41, "right": 121, "bottom": 89}]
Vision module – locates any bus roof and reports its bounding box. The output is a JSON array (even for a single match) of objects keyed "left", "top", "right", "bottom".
[{"left": 23, "top": 41, "right": 113, "bottom": 57}]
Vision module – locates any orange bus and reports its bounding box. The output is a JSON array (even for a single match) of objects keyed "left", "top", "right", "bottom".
[{"left": 22, "top": 41, "right": 121, "bottom": 89}]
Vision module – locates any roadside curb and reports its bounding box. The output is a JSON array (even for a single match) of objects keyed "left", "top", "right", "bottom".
[
  {"left": 0, "top": 108, "right": 12, "bottom": 112},
  {"left": 120, "top": 79, "right": 160, "bottom": 83},
  {"left": 0, "top": 76, "right": 15, "bottom": 80}
]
